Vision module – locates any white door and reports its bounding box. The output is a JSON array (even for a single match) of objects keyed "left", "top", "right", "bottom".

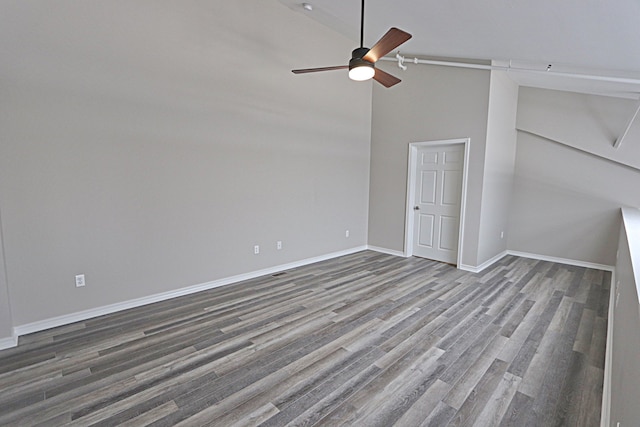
[{"left": 412, "top": 144, "right": 464, "bottom": 264}]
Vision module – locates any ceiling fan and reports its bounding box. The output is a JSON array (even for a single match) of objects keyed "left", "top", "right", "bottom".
[{"left": 292, "top": 0, "right": 412, "bottom": 88}]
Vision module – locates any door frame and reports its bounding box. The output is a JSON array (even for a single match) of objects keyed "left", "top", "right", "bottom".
[{"left": 403, "top": 138, "right": 470, "bottom": 267}]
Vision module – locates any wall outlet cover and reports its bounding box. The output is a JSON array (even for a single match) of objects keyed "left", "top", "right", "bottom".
[{"left": 75, "top": 274, "right": 85, "bottom": 287}]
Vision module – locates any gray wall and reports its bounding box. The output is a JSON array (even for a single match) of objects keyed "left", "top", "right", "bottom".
[
  {"left": 510, "top": 87, "right": 640, "bottom": 265},
  {"left": 0, "top": 210, "right": 12, "bottom": 343},
  {"left": 508, "top": 132, "right": 640, "bottom": 265},
  {"left": 0, "top": 1, "right": 372, "bottom": 328},
  {"left": 368, "top": 62, "right": 491, "bottom": 266},
  {"left": 476, "top": 71, "right": 518, "bottom": 265},
  {"left": 517, "top": 87, "right": 640, "bottom": 170},
  {"left": 610, "top": 208, "right": 640, "bottom": 426},
  {"left": 3, "top": 1, "right": 638, "bottom": 344}
]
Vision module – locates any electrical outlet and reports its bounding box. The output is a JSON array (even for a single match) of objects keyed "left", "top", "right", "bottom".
[
  {"left": 500, "top": 231, "right": 504, "bottom": 239},
  {"left": 277, "top": 241, "right": 282, "bottom": 250},
  {"left": 254, "top": 245, "right": 260, "bottom": 255},
  {"left": 75, "top": 274, "right": 85, "bottom": 287},
  {"left": 345, "top": 230, "right": 350, "bottom": 238}
]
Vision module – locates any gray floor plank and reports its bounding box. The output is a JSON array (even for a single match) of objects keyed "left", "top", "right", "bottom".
[
  {"left": 498, "top": 391, "right": 534, "bottom": 427},
  {"left": 445, "top": 358, "right": 508, "bottom": 427},
  {"left": 470, "top": 371, "right": 521, "bottom": 427},
  {"left": 393, "top": 379, "right": 451, "bottom": 427},
  {"left": 0, "top": 251, "right": 608, "bottom": 426}
]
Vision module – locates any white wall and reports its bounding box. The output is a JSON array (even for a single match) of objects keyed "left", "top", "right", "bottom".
[
  {"left": 610, "top": 208, "right": 640, "bottom": 426},
  {"left": 476, "top": 71, "right": 518, "bottom": 265},
  {"left": 0, "top": 1, "right": 372, "bottom": 331},
  {"left": 508, "top": 132, "right": 640, "bottom": 265},
  {"left": 368, "top": 62, "right": 491, "bottom": 266}
]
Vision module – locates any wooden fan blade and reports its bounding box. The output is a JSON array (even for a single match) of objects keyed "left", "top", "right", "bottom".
[
  {"left": 292, "top": 65, "right": 348, "bottom": 74},
  {"left": 363, "top": 28, "right": 412, "bottom": 63},
  {"left": 373, "top": 68, "right": 401, "bottom": 88}
]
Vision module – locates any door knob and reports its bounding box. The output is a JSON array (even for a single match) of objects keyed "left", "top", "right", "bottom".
[{"left": 414, "top": 206, "right": 420, "bottom": 211}]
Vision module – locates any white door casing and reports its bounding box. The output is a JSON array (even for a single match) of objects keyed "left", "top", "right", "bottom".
[{"left": 404, "top": 139, "right": 469, "bottom": 266}]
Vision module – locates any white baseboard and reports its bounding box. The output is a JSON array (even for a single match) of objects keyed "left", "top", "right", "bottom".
[
  {"left": 459, "top": 251, "right": 509, "bottom": 273},
  {"left": 601, "top": 270, "right": 616, "bottom": 427},
  {"left": 8, "top": 245, "right": 616, "bottom": 343},
  {"left": 0, "top": 335, "right": 18, "bottom": 351},
  {"left": 458, "top": 250, "right": 614, "bottom": 274},
  {"left": 506, "top": 250, "right": 615, "bottom": 272},
  {"left": 13, "top": 246, "right": 368, "bottom": 339},
  {"left": 367, "top": 245, "right": 407, "bottom": 257}
]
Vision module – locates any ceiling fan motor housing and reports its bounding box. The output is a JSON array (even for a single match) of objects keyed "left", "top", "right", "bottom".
[{"left": 349, "top": 47, "right": 374, "bottom": 71}]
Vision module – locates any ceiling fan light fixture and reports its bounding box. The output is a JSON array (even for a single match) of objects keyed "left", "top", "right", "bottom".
[
  {"left": 349, "top": 48, "right": 375, "bottom": 81},
  {"left": 349, "top": 63, "right": 375, "bottom": 81},
  {"left": 291, "top": 0, "right": 411, "bottom": 88}
]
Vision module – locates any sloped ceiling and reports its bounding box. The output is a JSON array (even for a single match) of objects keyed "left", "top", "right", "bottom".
[{"left": 279, "top": 0, "right": 640, "bottom": 98}]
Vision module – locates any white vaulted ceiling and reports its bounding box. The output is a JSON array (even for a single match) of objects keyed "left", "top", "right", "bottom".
[{"left": 279, "top": 0, "right": 640, "bottom": 97}]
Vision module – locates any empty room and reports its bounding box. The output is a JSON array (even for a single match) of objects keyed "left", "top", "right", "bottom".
[{"left": 1, "top": 1, "right": 639, "bottom": 426}]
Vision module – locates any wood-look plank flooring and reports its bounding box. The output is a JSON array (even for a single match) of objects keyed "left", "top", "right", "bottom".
[{"left": 0, "top": 251, "right": 609, "bottom": 426}]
